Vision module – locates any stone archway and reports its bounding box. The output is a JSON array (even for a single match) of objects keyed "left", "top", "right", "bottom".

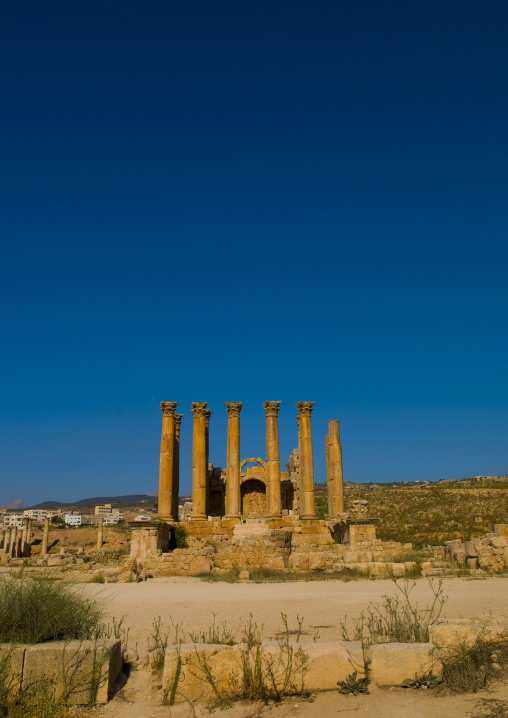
[
  {"left": 240, "top": 458, "right": 267, "bottom": 472},
  {"left": 241, "top": 479, "right": 267, "bottom": 517}
]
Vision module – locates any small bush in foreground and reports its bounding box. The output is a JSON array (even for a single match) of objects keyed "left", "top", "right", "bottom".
[
  {"left": 340, "top": 579, "right": 446, "bottom": 646},
  {"left": 0, "top": 575, "right": 103, "bottom": 644},
  {"left": 188, "top": 613, "right": 235, "bottom": 645},
  {"left": 440, "top": 634, "right": 508, "bottom": 693}
]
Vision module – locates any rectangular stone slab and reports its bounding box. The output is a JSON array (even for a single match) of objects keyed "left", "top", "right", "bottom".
[{"left": 22, "top": 639, "right": 121, "bottom": 704}]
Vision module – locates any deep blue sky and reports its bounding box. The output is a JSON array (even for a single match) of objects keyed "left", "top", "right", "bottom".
[{"left": 1, "top": 1, "right": 508, "bottom": 506}]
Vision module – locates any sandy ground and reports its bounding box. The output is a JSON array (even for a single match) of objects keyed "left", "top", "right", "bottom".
[
  {"left": 91, "top": 576, "right": 508, "bottom": 718},
  {"left": 93, "top": 575, "right": 508, "bottom": 652}
]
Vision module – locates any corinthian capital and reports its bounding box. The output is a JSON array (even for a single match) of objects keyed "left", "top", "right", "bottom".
[
  {"left": 225, "top": 402, "right": 243, "bottom": 417},
  {"left": 175, "top": 414, "right": 184, "bottom": 428},
  {"left": 191, "top": 402, "right": 208, "bottom": 417},
  {"left": 263, "top": 401, "right": 281, "bottom": 417},
  {"left": 296, "top": 401, "right": 315, "bottom": 417},
  {"left": 160, "top": 401, "right": 177, "bottom": 417}
]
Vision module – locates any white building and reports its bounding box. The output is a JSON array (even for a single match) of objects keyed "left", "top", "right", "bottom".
[
  {"left": 134, "top": 515, "right": 150, "bottom": 522},
  {"left": 23, "top": 509, "right": 47, "bottom": 522},
  {"left": 3, "top": 513, "right": 24, "bottom": 527},
  {"left": 64, "top": 514, "right": 82, "bottom": 526}
]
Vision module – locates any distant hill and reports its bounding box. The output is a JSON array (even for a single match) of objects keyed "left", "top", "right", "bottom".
[{"left": 29, "top": 494, "right": 156, "bottom": 509}]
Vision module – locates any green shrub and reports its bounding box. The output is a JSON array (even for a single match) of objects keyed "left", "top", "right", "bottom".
[
  {"left": 339, "top": 579, "right": 446, "bottom": 645},
  {"left": 440, "top": 634, "right": 508, "bottom": 693},
  {"left": 89, "top": 573, "right": 105, "bottom": 584},
  {"left": 170, "top": 524, "right": 188, "bottom": 550},
  {"left": 188, "top": 614, "right": 235, "bottom": 645},
  {"left": 0, "top": 575, "right": 103, "bottom": 644}
]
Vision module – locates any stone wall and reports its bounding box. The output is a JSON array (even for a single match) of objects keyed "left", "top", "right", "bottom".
[{"left": 445, "top": 524, "right": 508, "bottom": 573}]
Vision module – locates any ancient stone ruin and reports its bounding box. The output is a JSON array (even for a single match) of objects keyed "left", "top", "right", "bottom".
[{"left": 128, "top": 400, "right": 388, "bottom": 574}]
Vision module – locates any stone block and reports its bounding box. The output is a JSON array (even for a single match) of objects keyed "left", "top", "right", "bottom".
[
  {"left": 368, "top": 563, "right": 388, "bottom": 579},
  {"left": 0, "top": 644, "right": 28, "bottom": 691},
  {"left": 342, "top": 551, "right": 359, "bottom": 564},
  {"left": 491, "top": 538, "right": 507, "bottom": 549},
  {"left": 465, "top": 541, "right": 478, "bottom": 557},
  {"left": 390, "top": 563, "right": 406, "bottom": 578},
  {"left": 301, "top": 642, "right": 365, "bottom": 691},
  {"left": 308, "top": 553, "right": 325, "bottom": 571},
  {"left": 494, "top": 524, "right": 508, "bottom": 537},
  {"left": 162, "top": 643, "right": 244, "bottom": 703},
  {"left": 370, "top": 643, "right": 440, "bottom": 686},
  {"left": 429, "top": 619, "right": 508, "bottom": 647},
  {"left": 22, "top": 639, "right": 121, "bottom": 704},
  {"left": 188, "top": 556, "right": 212, "bottom": 576},
  {"left": 266, "top": 557, "right": 285, "bottom": 570},
  {"left": 290, "top": 553, "right": 309, "bottom": 571},
  {"left": 477, "top": 549, "right": 496, "bottom": 569}
]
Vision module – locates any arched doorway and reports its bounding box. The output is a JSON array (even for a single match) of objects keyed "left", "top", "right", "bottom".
[{"left": 241, "top": 479, "right": 266, "bottom": 516}]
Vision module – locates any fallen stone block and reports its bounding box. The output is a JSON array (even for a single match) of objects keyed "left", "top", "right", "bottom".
[
  {"left": 370, "top": 643, "right": 440, "bottom": 686},
  {"left": 22, "top": 639, "right": 122, "bottom": 704},
  {"left": 429, "top": 618, "right": 508, "bottom": 648}
]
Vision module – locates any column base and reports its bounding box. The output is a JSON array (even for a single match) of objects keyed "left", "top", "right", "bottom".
[
  {"left": 190, "top": 514, "right": 208, "bottom": 522},
  {"left": 300, "top": 514, "right": 318, "bottom": 521}
]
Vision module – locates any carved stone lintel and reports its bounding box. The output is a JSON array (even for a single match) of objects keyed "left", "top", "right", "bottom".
[
  {"left": 225, "top": 402, "right": 243, "bottom": 417},
  {"left": 160, "top": 401, "right": 177, "bottom": 417},
  {"left": 296, "top": 401, "right": 315, "bottom": 417},
  {"left": 263, "top": 401, "right": 281, "bottom": 416},
  {"left": 191, "top": 402, "right": 208, "bottom": 417}
]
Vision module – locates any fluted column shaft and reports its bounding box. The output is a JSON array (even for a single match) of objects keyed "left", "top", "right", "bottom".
[
  {"left": 326, "top": 420, "right": 344, "bottom": 515},
  {"left": 158, "top": 401, "right": 177, "bottom": 521},
  {"left": 171, "top": 415, "right": 183, "bottom": 522},
  {"left": 191, "top": 403, "right": 209, "bottom": 520},
  {"left": 296, "top": 401, "right": 316, "bottom": 519},
  {"left": 263, "top": 401, "right": 282, "bottom": 517},
  {"left": 225, "top": 402, "right": 242, "bottom": 518}
]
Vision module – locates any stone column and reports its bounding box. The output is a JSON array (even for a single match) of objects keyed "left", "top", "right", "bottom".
[
  {"left": 263, "top": 401, "right": 282, "bottom": 518},
  {"left": 204, "top": 409, "right": 214, "bottom": 515},
  {"left": 25, "top": 519, "right": 32, "bottom": 557},
  {"left": 14, "top": 527, "right": 22, "bottom": 558},
  {"left": 97, "top": 518, "right": 104, "bottom": 551},
  {"left": 191, "top": 402, "right": 209, "bottom": 521},
  {"left": 42, "top": 518, "right": 49, "bottom": 556},
  {"left": 0, "top": 527, "right": 5, "bottom": 551},
  {"left": 225, "top": 402, "right": 242, "bottom": 518},
  {"left": 326, "top": 420, "right": 344, "bottom": 516},
  {"left": 296, "top": 401, "right": 316, "bottom": 519},
  {"left": 171, "top": 414, "right": 183, "bottom": 523},
  {"left": 325, "top": 434, "right": 332, "bottom": 516},
  {"left": 158, "top": 401, "right": 177, "bottom": 521},
  {"left": 4, "top": 527, "right": 11, "bottom": 555},
  {"left": 21, "top": 517, "right": 29, "bottom": 558}
]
